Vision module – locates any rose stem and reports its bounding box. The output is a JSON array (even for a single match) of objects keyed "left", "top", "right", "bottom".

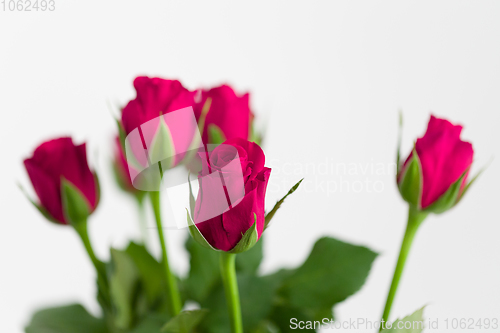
[
  {"left": 380, "top": 205, "right": 428, "bottom": 330},
  {"left": 136, "top": 195, "right": 149, "bottom": 247},
  {"left": 150, "top": 191, "right": 182, "bottom": 316},
  {"left": 220, "top": 252, "right": 243, "bottom": 333},
  {"left": 73, "top": 220, "right": 111, "bottom": 308}
]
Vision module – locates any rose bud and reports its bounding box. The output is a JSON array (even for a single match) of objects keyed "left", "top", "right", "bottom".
[
  {"left": 194, "top": 85, "right": 255, "bottom": 145},
  {"left": 23, "top": 137, "right": 99, "bottom": 225},
  {"left": 121, "top": 76, "right": 207, "bottom": 187},
  {"left": 121, "top": 76, "right": 196, "bottom": 138},
  {"left": 187, "top": 138, "right": 271, "bottom": 253},
  {"left": 397, "top": 115, "right": 475, "bottom": 213}
]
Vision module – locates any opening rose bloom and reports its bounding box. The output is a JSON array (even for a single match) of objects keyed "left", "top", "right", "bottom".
[
  {"left": 397, "top": 115, "right": 474, "bottom": 213},
  {"left": 190, "top": 138, "right": 271, "bottom": 252},
  {"left": 194, "top": 85, "right": 253, "bottom": 144},
  {"left": 24, "top": 137, "right": 99, "bottom": 224}
]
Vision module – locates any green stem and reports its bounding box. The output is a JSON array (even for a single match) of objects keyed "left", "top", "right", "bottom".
[
  {"left": 150, "top": 191, "right": 182, "bottom": 316},
  {"left": 73, "top": 220, "right": 111, "bottom": 313},
  {"left": 136, "top": 196, "right": 149, "bottom": 246},
  {"left": 220, "top": 252, "right": 243, "bottom": 333},
  {"left": 74, "top": 220, "right": 106, "bottom": 281},
  {"left": 380, "top": 206, "right": 428, "bottom": 330}
]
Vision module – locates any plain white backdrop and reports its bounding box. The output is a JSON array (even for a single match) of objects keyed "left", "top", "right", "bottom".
[{"left": 1, "top": 1, "right": 499, "bottom": 332}]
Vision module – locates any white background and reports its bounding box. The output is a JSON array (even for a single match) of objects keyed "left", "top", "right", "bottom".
[{"left": 1, "top": 1, "right": 499, "bottom": 332}]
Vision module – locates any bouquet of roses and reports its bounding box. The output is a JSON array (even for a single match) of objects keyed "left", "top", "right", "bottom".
[{"left": 21, "top": 76, "right": 484, "bottom": 333}]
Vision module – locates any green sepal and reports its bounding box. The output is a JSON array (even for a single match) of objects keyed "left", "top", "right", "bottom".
[
  {"left": 397, "top": 148, "right": 422, "bottom": 208},
  {"left": 112, "top": 159, "right": 146, "bottom": 202},
  {"left": 423, "top": 169, "right": 468, "bottom": 214},
  {"left": 93, "top": 172, "right": 101, "bottom": 209},
  {"left": 18, "top": 182, "right": 60, "bottom": 224},
  {"left": 150, "top": 116, "right": 176, "bottom": 170},
  {"left": 208, "top": 124, "right": 226, "bottom": 145},
  {"left": 161, "top": 309, "right": 208, "bottom": 333},
  {"left": 116, "top": 118, "right": 127, "bottom": 152},
  {"left": 186, "top": 209, "right": 218, "bottom": 251},
  {"left": 61, "top": 178, "right": 92, "bottom": 226},
  {"left": 186, "top": 210, "right": 260, "bottom": 254},
  {"left": 228, "top": 213, "right": 259, "bottom": 254},
  {"left": 182, "top": 98, "right": 212, "bottom": 166},
  {"left": 249, "top": 120, "right": 263, "bottom": 145},
  {"left": 187, "top": 173, "right": 196, "bottom": 217},
  {"left": 455, "top": 158, "right": 491, "bottom": 206},
  {"left": 396, "top": 111, "right": 403, "bottom": 176},
  {"left": 380, "top": 306, "right": 425, "bottom": 332},
  {"left": 235, "top": 234, "right": 263, "bottom": 274},
  {"left": 197, "top": 98, "right": 212, "bottom": 134},
  {"left": 264, "top": 178, "right": 303, "bottom": 229}
]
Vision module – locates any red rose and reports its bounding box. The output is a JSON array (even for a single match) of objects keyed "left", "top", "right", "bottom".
[
  {"left": 24, "top": 137, "right": 99, "bottom": 224},
  {"left": 194, "top": 85, "right": 253, "bottom": 144},
  {"left": 121, "top": 76, "right": 196, "bottom": 136},
  {"left": 193, "top": 138, "right": 271, "bottom": 252},
  {"left": 121, "top": 77, "right": 205, "bottom": 176},
  {"left": 398, "top": 115, "right": 474, "bottom": 212}
]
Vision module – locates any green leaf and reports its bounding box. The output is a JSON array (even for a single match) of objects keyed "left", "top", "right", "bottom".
[
  {"left": 199, "top": 274, "right": 275, "bottom": 333},
  {"left": 25, "top": 304, "right": 107, "bottom": 333},
  {"left": 125, "top": 242, "right": 164, "bottom": 308},
  {"left": 208, "top": 124, "right": 226, "bottom": 145},
  {"left": 229, "top": 215, "right": 259, "bottom": 254},
  {"left": 251, "top": 320, "right": 279, "bottom": 333},
  {"left": 61, "top": 178, "right": 92, "bottom": 225},
  {"left": 277, "top": 237, "right": 377, "bottom": 321},
  {"left": 265, "top": 179, "right": 303, "bottom": 229},
  {"left": 423, "top": 170, "right": 467, "bottom": 214},
  {"left": 270, "top": 304, "right": 316, "bottom": 333},
  {"left": 184, "top": 236, "right": 220, "bottom": 303},
  {"left": 131, "top": 314, "right": 170, "bottom": 333},
  {"left": 381, "top": 307, "right": 425, "bottom": 332},
  {"left": 397, "top": 150, "right": 422, "bottom": 208},
  {"left": 161, "top": 310, "right": 208, "bottom": 333},
  {"left": 109, "top": 248, "right": 140, "bottom": 329},
  {"left": 235, "top": 234, "right": 263, "bottom": 274},
  {"left": 238, "top": 274, "right": 275, "bottom": 331}
]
